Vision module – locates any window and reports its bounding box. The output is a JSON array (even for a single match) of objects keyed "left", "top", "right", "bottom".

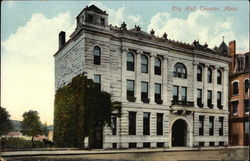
[
  {"left": 157, "top": 143, "right": 164, "bottom": 148},
  {"left": 143, "top": 143, "right": 150, "bottom": 148},
  {"left": 111, "top": 117, "right": 117, "bottom": 135},
  {"left": 94, "top": 74, "right": 101, "bottom": 90},
  {"left": 143, "top": 112, "right": 150, "bottom": 135},
  {"left": 238, "top": 58, "right": 244, "bottom": 71},
  {"left": 88, "top": 14, "right": 93, "bottom": 23},
  {"left": 197, "top": 89, "right": 203, "bottom": 107},
  {"left": 245, "top": 79, "right": 250, "bottom": 93},
  {"left": 127, "top": 52, "right": 134, "bottom": 71},
  {"left": 181, "top": 87, "right": 187, "bottom": 101},
  {"left": 127, "top": 80, "right": 135, "bottom": 102},
  {"left": 209, "top": 116, "right": 214, "bottom": 136},
  {"left": 199, "top": 142, "right": 205, "bottom": 147},
  {"left": 207, "top": 90, "right": 213, "bottom": 108},
  {"left": 217, "top": 70, "right": 222, "bottom": 84},
  {"left": 199, "top": 116, "right": 204, "bottom": 136},
  {"left": 155, "top": 57, "right": 161, "bottom": 75},
  {"left": 232, "top": 101, "right": 239, "bottom": 115},
  {"left": 197, "top": 66, "right": 202, "bottom": 81},
  {"left": 233, "top": 82, "right": 239, "bottom": 95},
  {"left": 129, "top": 143, "right": 137, "bottom": 148},
  {"left": 141, "top": 82, "right": 149, "bottom": 103},
  {"left": 112, "top": 143, "right": 117, "bottom": 149},
  {"left": 217, "top": 91, "right": 222, "bottom": 109},
  {"left": 100, "top": 18, "right": 105, "bottom": 25},
  {"left": 93, "top": 46, "right": 101, "bottom": 65},
  {"left": 207, "top": 68, "right": 212, "bottom": 83},
  {"left": 141, "top": 55, "right": 148, "bottom": 73},
  {"left": 157, "top": 113, "right": 163, "bottom": 135},
  {"left": 245, "top": 99, "right": 250, "bottom": 114},
  {"left": 173, "top": 86, "right": 179, "bottom": 102},
  {"left": 219, "top": 117, "right": 223, "bottom": 136},
  {"left": 209, "top": 142, "right": 215, "bottom": 146},
  {"left": 129, "top": 112, "right": 136, "bottom": 135},
  {"left": 155, "top": 83, "right": 162, "bottom": 104},
  {"left": 173, "top": 63, "right": 187, "bottom": 79}
]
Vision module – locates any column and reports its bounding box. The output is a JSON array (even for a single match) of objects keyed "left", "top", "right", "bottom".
[
  {"left": 162, "top": 55, "right": 168, "bottom": 105},
  {"left": 135, "top": 51, "right": 142, "bottom": 103},
  {"left": 149, "top": 53, "right": 156, "bottom": 104},
  {"left": 212, "top": 66, "right": 218, "bottom": 108},
  {"left": 121, "top": 47, "right": 128, "bottom": 102},
  {"left": 193, "top": 62, "right": 198, "bottom": 107},
  {"left": 203, "top": 65, "right": 208, "bottom": 108},
  {"left": 222, "top": 68, "right": 229, "bottom": 110}
]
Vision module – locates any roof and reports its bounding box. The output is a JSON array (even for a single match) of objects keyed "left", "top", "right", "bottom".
[
  {"left": 232, "top": 52, "right": 250, "bottom": 75},
  {"left": 217, "top": 41, "right": 229, "bottom": 55},
  {"left": 78, "top": 5, "right": 108, "bottom": 17}
]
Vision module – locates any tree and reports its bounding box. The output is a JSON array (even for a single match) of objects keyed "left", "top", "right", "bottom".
[
  {"left": 21, "top": 110, "right": 43, "bottom": 147},
  {"left": 0, "top": 107, "right": 12, "bottom": 136},
  {"left": 54, "top": 74, "right": 122, "bottom": 149},
  {"left": 42, "top": 122, "right": 49, "bottom": 136}
]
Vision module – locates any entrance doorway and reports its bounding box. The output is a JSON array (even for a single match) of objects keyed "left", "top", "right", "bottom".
[{"left": 172, "top": 119, "right": 187, "bottom": 146}]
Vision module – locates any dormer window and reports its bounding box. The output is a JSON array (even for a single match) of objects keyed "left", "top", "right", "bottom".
[
  {"left": 88, "top": 15, "right": 93, "bottom": 23},
  {"left": 100, "top": 18, "right": 105, "bottom": 25}
]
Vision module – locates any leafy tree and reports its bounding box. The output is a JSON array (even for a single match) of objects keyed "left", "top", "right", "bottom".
[
  {"left": 54, "top": 74, "right": 122, "bottom": 149},
  {"left": 0, "top": 106, "right": 12, "bottom": 136},
  {"left": 21, "top": 110, "right": 43, "bottom": 147}
]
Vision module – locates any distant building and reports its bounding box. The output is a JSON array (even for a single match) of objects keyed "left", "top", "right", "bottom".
[
  {"left": 47, "top": 131, "right": 53, "bottom": 141},
  {"left": 229, "top": 41, "right": 250, "bottom": 146},
  {"left": 54, "top": 5, "right": 231, "bottom": 149}
]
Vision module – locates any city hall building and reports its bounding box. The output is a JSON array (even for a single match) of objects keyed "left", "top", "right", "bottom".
[{"left": 54, "top": 5, "right": 231, "bottom": 149}]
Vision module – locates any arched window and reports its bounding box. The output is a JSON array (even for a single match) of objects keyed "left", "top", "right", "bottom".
[
  {"left": 233, "top": 82, "right": 239, "bottom": 95},
  {"left": 93, "top": 46, "right": 101, "bottom": 65},
  {"left": 217, "top": 70, "right": 222, "bottom": 84},
  {"left": 141, "top": 55, "right": 148, "bottom": 73},
  {"left": 154, "top": 57, "right": 161, "bottom": 75},
  {"left": 197, "top": 66, "right": 202, "bottom": 81},
  {"left": 173, "top": 63, "right": 187, "bottom": 79},
  {"left": 207, "top": 68, "right": 212, "bottom": 83},
  {"left": 127, "top": 52, "right": 134, "bottom": 71}
]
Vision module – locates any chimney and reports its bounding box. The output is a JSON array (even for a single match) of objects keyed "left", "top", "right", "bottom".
[
  {"left": 59, "top": 31, "right": 66, "bottom": 50},
  {"left": 229, "top": 40, "right": 236, "bottom": 74}
]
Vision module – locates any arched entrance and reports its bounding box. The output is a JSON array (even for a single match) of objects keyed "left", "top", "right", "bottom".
[{"left": 172, "top": 119, "right": 187, "bottom": 147}]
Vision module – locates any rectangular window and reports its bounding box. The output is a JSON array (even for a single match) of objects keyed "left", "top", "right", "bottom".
[
  {"left": 219, "top": 117, "right": 223, "bottom": 136},
  {"left": 128, "top": 143, "right": 137, "bottom": 148},
  {"left": 232, "top": 101, "right": 239, "bottom": 115},
  {"left": 197, "top": 66, "right": 202, "bottom": 82},
  {"left": 127, "top": 80, "right": 135, "bottom": 102},
  {"left": 94, "top": 74, "right": 101, "bottom": 90},
  {"left": 181, "top": 87, "right": 187, "bottom": 101},
  {"left": 209, "top": 142, "right": 215, "bottom": 146},
  {"left": 129, "top": 112, "right": 136, "bottom": 135},
  {"left": 88, "top": 15, "right": 93, "bottom": 22},
  {"left": 209, "top": 116, "right": 214, "bottom": 136},
  {"left": 217, "top": 91, "right": 222, "bottom": 109},
  {"left": 100, "top": 18, "right": 105, "bottom": 25},
  {"left": 143, "top": 112, "right": 150, "bottom": 135},
  {"left": 173, "top": 86, "right": 179, "bottom": 102},
  {"left": 219, "top": 142, "right": 224, "bottom": 146},
  {"left": 199, "top": 116, "right": 204, "bottom": 136},
  {"left": 197, "top": 89, "right": 203, "bottom": 107},
  {"left": 111, "top": 117, "right": 117, "bottom": 135},
  {"left": 244, "top": 99, "right": 250, "bottom": 114},
  {"left": 245, "top": 79, "right": 250, "bottom": 93},
  {"left": 157, "top": 142, "right": 164, "bottom": 148},
  {"left": 155, "top": 83, "right": 162, "bottom": 104},
  {"left": 112, "top": 143, "right": 117, "bottom": 149},
  {"left": 199, "top": 142, "right": 204, "bottom": 147},
  {"left": 207, "top": 90, "right": 213, "bottom": 108},
  {"left": 157, "top": 113, "right": 163, "bottom": 135},
  {"left": 143, "top": 143, "right": 150, "bottom": 148},
  {"left": 141, "top": 82, "right": 149, "bottom": 103}
]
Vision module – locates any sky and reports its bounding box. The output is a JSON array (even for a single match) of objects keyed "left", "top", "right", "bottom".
[{"left": 1, "top": 1, "right": 249, "bottom": 125}]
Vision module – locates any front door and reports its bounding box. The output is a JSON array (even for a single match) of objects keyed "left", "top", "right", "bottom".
[{"left": 172, "top": 119, "right": 187, "bottom": 147}]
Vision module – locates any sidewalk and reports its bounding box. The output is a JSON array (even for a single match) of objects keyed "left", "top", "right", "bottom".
[{"left": 1, "top": 146, "right": 247, "bottom": 157}]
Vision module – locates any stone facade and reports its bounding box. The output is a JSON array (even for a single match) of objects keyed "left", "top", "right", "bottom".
[{"left": 54, "top": 5, "right": 231, "bottom": 149}]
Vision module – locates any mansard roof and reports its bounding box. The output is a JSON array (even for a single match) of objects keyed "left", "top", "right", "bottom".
[{"left": 233, "top": 52, "right": 250, "bottom": 74}]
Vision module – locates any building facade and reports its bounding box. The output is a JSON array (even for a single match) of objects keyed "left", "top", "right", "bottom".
[
  {"left": 229, "top": 41, "right": 250, "bottom": 146},
  {"left": 54, "top": 5, "right": 231, "bottom": 149}
]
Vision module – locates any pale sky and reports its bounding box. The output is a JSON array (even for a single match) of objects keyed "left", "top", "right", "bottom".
[{"left": 1, "top": 1, "right": 249, "bottom": 125}]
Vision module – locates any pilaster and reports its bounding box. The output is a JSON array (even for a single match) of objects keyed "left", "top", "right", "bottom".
[
  {"left": 203, "top": 65, "right": 208, "bottom": 108},
  {"left": 212, "top": 66, "right": 218, "bottom": 108},
  {"left": 222, "top": 68, "right": 229, "bottom": 110},
  {"left": 149, "top": 53, "right": 156, "bottom": 104},
  {"left": 162, "top": 55, "right": 168, "bottom": 105},
  {"left": 135, "top": 51, "right": 142, "bottom": 103},
  {"left": 193, "top": 62, "right": 198, "bottom": 107},
  {"left": 121, "top": 47, "right": 128, "bottom": 102}
]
